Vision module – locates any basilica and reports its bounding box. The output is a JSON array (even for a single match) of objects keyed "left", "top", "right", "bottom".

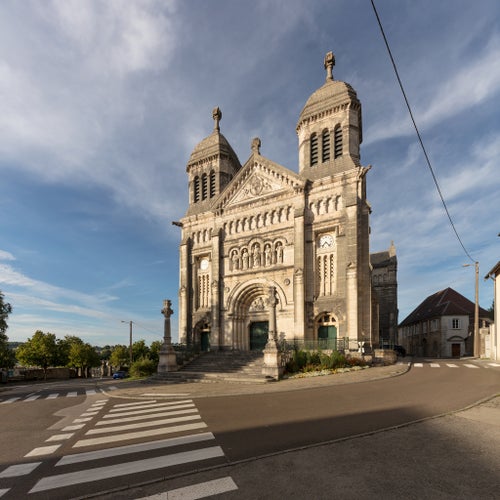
[{"left": 176, "top": 52, "right": 395, "bottom": 352}]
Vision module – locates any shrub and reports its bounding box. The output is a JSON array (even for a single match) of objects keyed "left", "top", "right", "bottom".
[{"left": 130, "top": 357, "right": 157, "bottom": 377}]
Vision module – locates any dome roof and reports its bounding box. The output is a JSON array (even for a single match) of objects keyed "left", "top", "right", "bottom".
[
  {"left": 187, "top": 107, "right": 240, "bottom": 169},
  {"left": 296, "top": 51, "right": 360, "bottom": 130},
  {"left": 297, "top": 79, "right": 359, "bottom": 127}
]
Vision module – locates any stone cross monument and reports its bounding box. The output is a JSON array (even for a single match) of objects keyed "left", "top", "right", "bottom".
[{"left": 157, "top": 299, "right": 178, "bottom": 373}]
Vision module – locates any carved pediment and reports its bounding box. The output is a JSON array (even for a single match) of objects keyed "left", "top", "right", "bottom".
[{"left": 216, "top": 157, "right": 304, "bottom": 210}]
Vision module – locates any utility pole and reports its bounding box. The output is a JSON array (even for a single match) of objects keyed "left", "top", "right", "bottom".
[{"left": 463, "top": 262, "right": 480, "bottom": 357}]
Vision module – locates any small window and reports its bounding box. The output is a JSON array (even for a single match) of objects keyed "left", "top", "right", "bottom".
[
  {"left": 334, "top": 125, "right": 342, "bottom": 158},
  {"left": 452, "top": 318, "right": 460, "bottom": 329},
  {"left": 322, "top": 129, "right": 330, "bottom": 162},
  {"left": 194, "top": 176, "right": 200, "bottom": 203},
  {"left": 210, "top": 170, "right": 216, "bottom": 198},
  {"left": 201, "top": 173, "right": 208, "bottom": 200},
  {"left": 310, "top": 133, "right": 318, "bottom": 166}
]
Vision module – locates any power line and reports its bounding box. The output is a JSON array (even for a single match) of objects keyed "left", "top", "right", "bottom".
[{"left": 370, "top": 0, "right": 475, "bottom": 263}]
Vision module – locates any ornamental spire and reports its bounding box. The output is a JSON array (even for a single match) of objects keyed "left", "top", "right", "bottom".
[
  {"left": 324, "top": 51, "right": 335, "bottom": 81},
  {"left": 212, "top": 106, "right": 222, "bottom": 132}
]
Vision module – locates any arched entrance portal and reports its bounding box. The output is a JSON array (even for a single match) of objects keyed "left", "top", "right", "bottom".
[
  {"left": 250, "top": 321, "right": 268, "bottom": 350},
  {"left": 316, "top": 313, "right": 338, "bottom": 349}
]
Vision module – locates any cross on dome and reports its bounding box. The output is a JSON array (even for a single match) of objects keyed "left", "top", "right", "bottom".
[{"left": 212, "top": 106, "right": 222, "bottom": 132}]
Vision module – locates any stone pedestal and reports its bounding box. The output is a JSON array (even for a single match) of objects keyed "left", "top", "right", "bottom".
[
  {"left": 262, "top": 286, "right": 283, "bottom": 380},
  {"left": 157, "top": 299, "right": 178, "bottom": 374}
]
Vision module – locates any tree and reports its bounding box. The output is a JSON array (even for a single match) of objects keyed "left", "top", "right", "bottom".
[
  {"left": 16, "top": 331, "right": 59, "bottom": 379},
  {"left": 0, "top": 291, "right": 15, "bottom": 369},
  {"left": 109, "top": 345, "right": 129, "bottom": 369},
  {"left": 132, "top": 339, "right": 149, "bottom": 362},
  {"left": 149, "top": 340, "right": 163, "bottom": 364},
  {"left": 67, "top": 342, "right": 100, "bottom": 378},
  {"left": 0, "top": 291, "right": 12, "bottom": 335}
]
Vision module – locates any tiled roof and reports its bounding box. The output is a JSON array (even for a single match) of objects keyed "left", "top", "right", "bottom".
[{"left": 399, "top": 287, "right": 490, "bottom": 326}]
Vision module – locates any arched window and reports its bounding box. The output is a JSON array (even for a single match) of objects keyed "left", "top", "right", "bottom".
[
  {"left": 322, "top": 129, "right": 330, "bottom": 162},
  {"left": 310, "top": 133, "right": 318, "bottom": 166},
  {"left": 334, "top": 125, "right": 342, "bottom": 158},
  {"left": 201, "top": 173, "right": 208, "bottom": 200},
  {"left": 194, "top": 176, "right": 200, "bottom": 203},
  {"left": 209, "top": 170, "right": 216, "bottom": 198}
]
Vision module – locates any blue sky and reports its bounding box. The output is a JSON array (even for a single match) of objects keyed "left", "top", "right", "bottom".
[{"left": 1, "top": 0, "right": 499, "bottom": 346}]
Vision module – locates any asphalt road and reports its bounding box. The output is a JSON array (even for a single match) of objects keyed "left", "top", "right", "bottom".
[{"left": 0, "top": 358, "right": 498, "bottom": 499}]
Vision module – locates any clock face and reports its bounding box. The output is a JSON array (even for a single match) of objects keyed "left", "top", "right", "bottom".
[
  {"left": 319, "top": 234, "right": 334, "bottom": 248},
  {"left": 200, "top": 258, "right": 209, "bottom": 271}
]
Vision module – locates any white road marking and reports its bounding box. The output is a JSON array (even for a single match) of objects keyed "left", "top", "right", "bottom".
[
  {"left": 57, "top": 432, "right": 215, "bottom": 466},
  {"left": 413, "top": 363, "right": 423, "bottom": 367},
  {"left": 73, "top": 422, "right": 208, "bottom": 447},
  {"left": 488, "top": 363, "right": 500, "bottom": 367},
  {"left": 46, "top": 393, "right": 59, "bottom": 399},
  {"left": 62, "top": 424, "right": 85, "bottom": 431},
  {"left": 96, "top": 408, "right": 199, "bottom": 426},
  {"left": 138, "top": 477, "right": 238, "bottom": 500},
  {"left": 25, "top": 444, "right": 62, "bottom": 457},
  {"left": 0, "top": 462, "right": 41, "bottom": 477},
  {"left": 46, "top": 433, "right": 74, "bottom": 442},
  {"left": 108, "top": 400, "right": 193, "bottom": 414},
  {"left": 24, "top": 395, "right": 41, "bottom": 401},
  {"left": 86, "top": 414, "right": 201, "bottom": 435},
  {"left": 67, "top": 392, "right": 78, "bottom": 397},
  {"left": 86, "top": 389, "right": 97, "bottom": 395},
  {"left": 104, "top": 403, "right": 195, "bottom": 419},
  {"left": 80, "top": 412, "right": 99, "bottom": 417},
  {"left": 464, "top": 364, "right": 479, "bottom": 369},
  {"left": 29, "top": 446, "right": 225, "bottom": 493},
  {"left": 142, "top": 393, "right": 191, "bottom": 397},
  {"left": 446, "top": 364, "right": 459, "bottom": 368},
  {"left": 112, "top": 400, "right": 156, "bottom": 408},
  {"left": 430, "top": 363, "right": 440, "bottom": 368},
  {"left": 0, "top": 397, "right": 20, "bottom": 404},
  {"left": 0, "top": 488, "right": 9, "bottom": 497},
  {"left": 73, "top": 417, "right": 93, "bottom": 423}
]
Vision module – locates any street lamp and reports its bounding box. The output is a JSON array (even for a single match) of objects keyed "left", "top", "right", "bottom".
[
  {"left": 121, "top": 320, "right": 133, "bottom": 367},
  {"left": 463, "top": 262, "right": 479, "bottom": 358}
]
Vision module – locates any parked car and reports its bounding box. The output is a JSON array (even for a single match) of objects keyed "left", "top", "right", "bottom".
[{"left": 112, "top": 370, "right": 128, "bottom": 379}]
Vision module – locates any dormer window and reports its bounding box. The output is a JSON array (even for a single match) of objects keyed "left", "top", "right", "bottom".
[
  {"left": 334, "top": 125, "right": 342, "bottom": 158},
  {"left": 322, "top": 129, "right": 330, "bottom": 162},
  {"left": 310, "top": 133, "right": 318, "bottom": 166}
]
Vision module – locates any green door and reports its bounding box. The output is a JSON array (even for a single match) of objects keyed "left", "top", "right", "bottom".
[
  {"left": 201, "top": 331, "right": 210, "bottom": 351},
  {"left": 250, "top": 322, "right": 269, "bottom": 350},
  {"left": 318, "top": 325, "right": 337, "bottom": 349}
]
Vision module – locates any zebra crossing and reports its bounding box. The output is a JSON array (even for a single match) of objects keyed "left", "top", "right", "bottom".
[
  {"left": 0, "top": 396, "right": 238, "bottom": 499},
  {"left": 410, "top": 361, "right": 500, "bottom": 369},
  {"left": 0, "top": 387, "right": 118, "bottom": 404}
]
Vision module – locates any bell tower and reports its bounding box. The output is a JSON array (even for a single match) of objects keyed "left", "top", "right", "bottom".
[
  {"left": 185, "top": 107, "right": 241, "bottom": 216},
  {"left": 296, "top": 52, "right": 363, "bottom": 180}
]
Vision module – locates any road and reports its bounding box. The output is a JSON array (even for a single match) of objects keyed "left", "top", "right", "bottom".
[{"left": 0, "top": 359, "right": 498, "bottom": 499}]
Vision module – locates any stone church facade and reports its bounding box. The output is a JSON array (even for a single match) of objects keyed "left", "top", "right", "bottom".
[{"left": 176, "top": 52, "right": 379, "bottom": 352}]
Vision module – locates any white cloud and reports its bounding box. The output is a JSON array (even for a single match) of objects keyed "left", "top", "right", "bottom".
[{"left": 0, "top": 250, "right": 15, "bottom": 261}]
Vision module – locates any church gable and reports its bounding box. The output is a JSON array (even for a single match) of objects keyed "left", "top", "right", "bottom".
[{"left": 215, "top": 152, "right": 305, "bottom": 211}]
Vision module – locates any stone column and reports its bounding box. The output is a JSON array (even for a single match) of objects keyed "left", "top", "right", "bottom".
[
  {"left": 157, "top": 299, "right": 178, "bottom": 373},
  {"left": 294, "top": 205, "right": 305, "bottom": 340},
  {"left": 262, "top": 286, "right": 282, "bottom": 380}
]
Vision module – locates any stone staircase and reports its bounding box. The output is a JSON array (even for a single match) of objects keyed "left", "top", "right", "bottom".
[{"left": 153, "top": 350, "right": 271, "bottom": 384}]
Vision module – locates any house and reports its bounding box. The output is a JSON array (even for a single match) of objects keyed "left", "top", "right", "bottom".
[
  {"left": 175, "top": 52, "right": 388, "bottom": 353},
  {"left": 398, "top": 287, "right": 491, "bottom": 358},
  {"left": 485, "top": 262, "right": 500, "bottom": 360}
]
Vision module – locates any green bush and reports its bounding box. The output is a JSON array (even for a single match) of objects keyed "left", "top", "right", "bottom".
[{"left": 130, "top": 357, "right": 157, "bottom": 377}]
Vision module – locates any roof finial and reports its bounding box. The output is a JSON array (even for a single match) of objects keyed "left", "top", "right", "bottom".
[
  {"left": 324, "top": 51, "right": 335, "bottom": 81},
  {"left": 212, "top": 106, "right": 222, "bottom": 132},
  {"left": 251, "top": 137, "right": 261, "bottom": 154}
]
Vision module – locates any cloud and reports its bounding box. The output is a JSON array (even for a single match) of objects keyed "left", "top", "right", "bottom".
[{"left": 0, "top": 250, "right": 15, "bottom": 261}]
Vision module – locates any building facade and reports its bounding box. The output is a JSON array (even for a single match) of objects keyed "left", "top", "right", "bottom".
[
  {"left": 398, "top": 287, "right": 491, "bottom": 358},
  {"left": 371, "top": 242, "right": 398, "bottom": 344},
  {"left": 485, "top": 262, "right": 500, "bottom": 360},
  {"left": 176, "top": 53, "right": 376, "bottom": 352}
]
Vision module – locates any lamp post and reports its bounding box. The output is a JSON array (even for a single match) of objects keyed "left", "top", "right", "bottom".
[
  {"left": 121, "top": 320, "right": 133, "bottom": 367},
  {"left": 463, "top": 262, "right": 480, "bottom": 358}
]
